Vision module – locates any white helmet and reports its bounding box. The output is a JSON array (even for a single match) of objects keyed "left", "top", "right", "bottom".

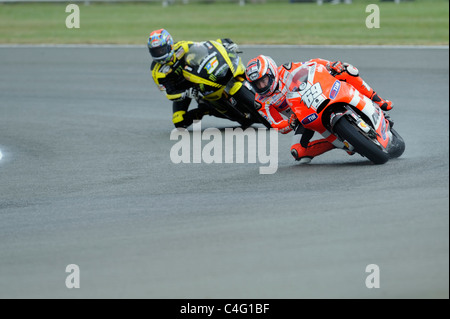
[{"left": 245, "top": 55, "right": 279, "bottom": 96}]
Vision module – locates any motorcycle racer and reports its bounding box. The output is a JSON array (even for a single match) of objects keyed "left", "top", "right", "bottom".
[
  {"left": 245, "top": 55, "right": 394, "bottom": 163},
  {"left": 148, "top": 28, "right": 240, "bottom": 128}
]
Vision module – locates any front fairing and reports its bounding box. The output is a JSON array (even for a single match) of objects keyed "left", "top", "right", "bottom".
[
  {"left": 288, "top": 63, "right": 391, "bottom": 149},
  {"left": 183, "top": 42, "right": 232, "bottom": 83},
  {"left": 182, "top": 41, "right": 245, "bottom": 100},
  {"left": 227, "top": 51, "right": 245, "bottom": 78},
  {"left": 286, "top": 63, "right": 335, "bottom": 133}
]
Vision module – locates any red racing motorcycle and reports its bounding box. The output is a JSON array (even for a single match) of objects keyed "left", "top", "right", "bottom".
[{"left": 287, "top": 62, "right": 405, "bottom": 164}]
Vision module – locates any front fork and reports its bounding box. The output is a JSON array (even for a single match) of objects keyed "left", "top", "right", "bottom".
[{"left": 329, "top": 106, "right": 379, "bottom": 152}]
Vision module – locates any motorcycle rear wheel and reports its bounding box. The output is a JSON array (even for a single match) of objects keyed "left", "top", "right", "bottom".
[
  {"left": 334, "top": 116, "right": 389, "bottom": 164},
  {"left": 232, "top": 86, "right": 272, "bottom": 129}
]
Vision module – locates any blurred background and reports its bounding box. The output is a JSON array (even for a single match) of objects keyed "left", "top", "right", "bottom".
[{"left": 0, "top": 0, "right": 448, "bottom": 45}]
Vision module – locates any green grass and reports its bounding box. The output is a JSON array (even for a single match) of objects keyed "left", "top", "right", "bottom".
[{"left": 0, "top": 0, "right": 448, "bottom": 45}]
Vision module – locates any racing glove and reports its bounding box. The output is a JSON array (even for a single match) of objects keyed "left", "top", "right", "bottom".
[
  {"left": 326, "top": 61, "right": 360, "bottom": 77},
  {"left": 326, "top": 61, "right": 347, "bottom": 75},
  {"left": 182, "top": 87, "right": 203, "bottom": 100},
  {"left": 288, "top": 114, "right": 299, "bottom": 129}
]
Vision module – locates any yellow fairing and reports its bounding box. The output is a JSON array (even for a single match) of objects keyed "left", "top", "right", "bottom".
[
  {"left": 182, "top": 71, "right": 222, "bottom": 89},
  {"left": 234, "top": 59, "right": 246, "bottom": 77},
  {"left": 211, "top": 41, "right": 242, "bottom": 77},
  {"left": 203, "top": 88, "right": 225, "bottom": 101},
  {"left": 172, "top": 110, "right": 186, "bottom": 124},
  {"left": 211, "top": 41, "right": 236, "bottom": 74},
  {"left": 210, "top": 40, "right": 246, "bottom": 96},
  {"left": 181, "top": 40, "right": 247, "bottom": 100},
  {"left": 181, "top": 71, "right": 224, "bottom": 101},
  {"left": 229, "top": 81, "right": 243, "bottom": 95}
]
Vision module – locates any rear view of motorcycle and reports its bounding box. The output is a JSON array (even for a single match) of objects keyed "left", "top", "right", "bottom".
[
  {"left": 287, "top": 62, "right": 405, "bottom": 164},
  {"left": 182, "top": 41, "right": 272, "bottom": 129}
]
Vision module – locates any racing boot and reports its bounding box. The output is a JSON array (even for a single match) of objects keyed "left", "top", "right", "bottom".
[
  {"left": 173, "top": 108, "right": 205, "bottom": 128},
  {"left": 290, "top": 139, "right": 335, "bottom": 163},
  {"left": 370, "top": 92, "right": 394, "bottom": 111}
]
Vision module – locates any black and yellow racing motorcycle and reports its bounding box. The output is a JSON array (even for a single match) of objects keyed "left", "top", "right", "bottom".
[{"left": 182, "top": 40, "right": 272, "bottom": 129}]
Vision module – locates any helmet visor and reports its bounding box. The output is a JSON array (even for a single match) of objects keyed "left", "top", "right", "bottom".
[
  {"left": 251, "top": 74, "right": 273, "bottom": 95},
  {"left": 149, "top": 44, "right": 172, "bottom": 63}
]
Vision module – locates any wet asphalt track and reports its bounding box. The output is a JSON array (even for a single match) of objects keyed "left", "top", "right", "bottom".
[{"left": 0, "top": 45, "right": 448, "bottom": 299}]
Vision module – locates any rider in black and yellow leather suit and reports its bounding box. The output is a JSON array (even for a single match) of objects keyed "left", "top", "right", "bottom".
[{"left": 148, "top": 29, "right": 238, "bottom": 128}]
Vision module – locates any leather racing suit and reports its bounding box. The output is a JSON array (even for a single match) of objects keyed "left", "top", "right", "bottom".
[
  {"left": 254, "top": 58, "right": 391, "bottom": 162},
  {"left": 151, "top": 39, "right": 237, "bottom": 128}
]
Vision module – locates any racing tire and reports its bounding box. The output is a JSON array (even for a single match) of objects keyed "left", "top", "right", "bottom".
[
  {"left": 233, "top": 86, "right": 272, "bottom": 129},
  {"left": 334, "top": 116, "right": 390, "bottom": 165},
  {"left": 388, "top": 128, "right": 406, "bottom": 159}
]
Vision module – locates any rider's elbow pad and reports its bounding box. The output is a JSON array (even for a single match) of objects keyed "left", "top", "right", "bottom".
[{"left": 344, "top": 63, "right": 359, "bottom": 77}]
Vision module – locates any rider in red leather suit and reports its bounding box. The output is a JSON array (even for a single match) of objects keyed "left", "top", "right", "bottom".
[{"left": 245, "top": 55, "right": 393, "bottom": 163}]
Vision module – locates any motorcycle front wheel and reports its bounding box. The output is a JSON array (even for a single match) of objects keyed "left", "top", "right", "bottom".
[
  {"left": 388, "top": 128, "right": 406, "bottom": 159},
  {"left": 334, "top": 116, "right": 389, "bottom": 165}
]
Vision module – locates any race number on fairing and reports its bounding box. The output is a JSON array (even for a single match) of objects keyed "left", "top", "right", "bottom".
[{"left": 300, "top": 82, "right": 326, "bottom": 110}]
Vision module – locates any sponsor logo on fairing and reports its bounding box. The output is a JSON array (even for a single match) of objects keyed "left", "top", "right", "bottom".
[
  {"left": 205, "top": 57, "right": 219, "bottom": 74},
  {"left": 214, "top": 64, "right": 228, "bottom": 77},
  {"left": 329, "top": 80, "right": 341, "bottom": 99},
  {"left": 228, "top": 97, "right": 237, "bottom": 106},
  {"left": 197, "top": 52, "right": 217, "bottom": 73},
  {"left": 301, "top": 113, "right": 318, "bottom": 125},
  {"left": 381, "top": 117, "right": 387, "bottom": 140}
]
